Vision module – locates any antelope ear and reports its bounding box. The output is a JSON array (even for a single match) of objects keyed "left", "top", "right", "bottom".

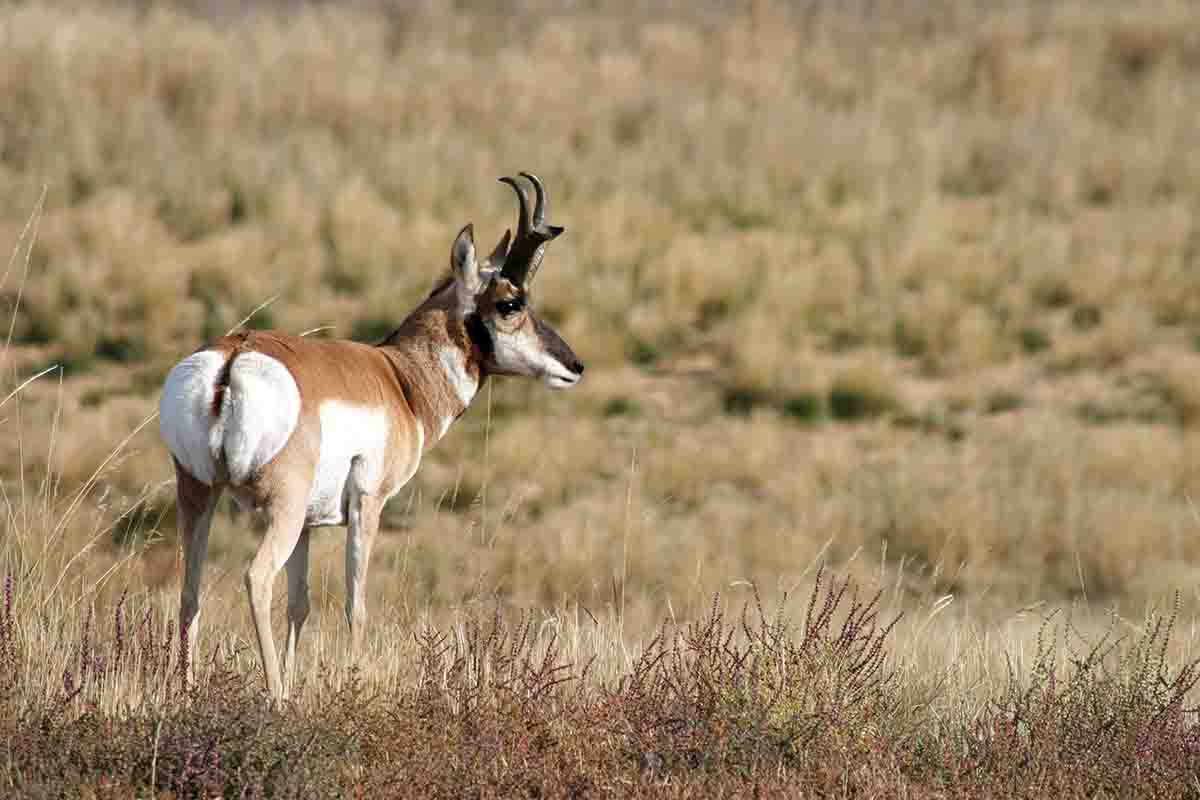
[
  {"left": 451, "top": 224, "right": 483, "bottom": 314},
  {"left": 482, "top": 229, "right": 511, "bottom": 273}
]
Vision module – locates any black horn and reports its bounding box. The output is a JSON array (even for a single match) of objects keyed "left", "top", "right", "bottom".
[
  {"left": 499, "top": 176, "right": 532, "bottom": 239},
  {"left": 499, "top": 173, "right": 564, "bottom": 288},
  {"left": 521, "top": 171, "right": 546, "bottom": 226}
]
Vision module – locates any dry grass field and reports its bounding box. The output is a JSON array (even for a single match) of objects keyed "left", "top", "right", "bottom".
[{"left": 3, "top": 0, "right": 1200, "bottom": 793}]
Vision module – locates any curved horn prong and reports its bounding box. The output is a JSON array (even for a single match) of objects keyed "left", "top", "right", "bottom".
[
  {"left": 483, "top": 228, "right": 511, "bottom": 272},
  {"left": 499, "top": 172, "right": 565, "bottom": 289},
  {"left": 519, "top": 171, "right": 546, "bottom": 227},
  {"left": 498, "top": 176, "right": 531, "bottom": 238}
]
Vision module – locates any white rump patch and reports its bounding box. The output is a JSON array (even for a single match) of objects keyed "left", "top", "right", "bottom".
[
  {"left": 160, "top": 351, "right": 227, "bottom": 484},
  {"left": 160, "top": 350, "right": 300, "bottom": 485},
  {"left": 220, "top": 352, "right": 302, "bottom": 484},
  {"left": 306, "top": 401, "right": 393, "bottom": 526}
]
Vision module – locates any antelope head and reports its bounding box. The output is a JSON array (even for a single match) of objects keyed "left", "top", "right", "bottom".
[{"left": 449, "top": 172, "right": 584, "bottom": 389}]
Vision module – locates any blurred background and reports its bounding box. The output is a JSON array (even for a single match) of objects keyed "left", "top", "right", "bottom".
[{"left": 2, "top": 0, "right": 1200, "bottom": 646}]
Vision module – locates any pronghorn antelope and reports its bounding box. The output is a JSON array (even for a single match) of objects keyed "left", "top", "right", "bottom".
[{"left": 159, "top": 173, "right": 583, "bottom": 699}]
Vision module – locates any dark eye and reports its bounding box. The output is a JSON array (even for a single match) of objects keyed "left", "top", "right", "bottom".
[{"left": 496, "top": 299, "right": 524, "bottom": 316}]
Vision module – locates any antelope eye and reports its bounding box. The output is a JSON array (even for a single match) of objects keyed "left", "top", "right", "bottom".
[{"left": 496, "top": 299, "right": 524, "bottom": 316}]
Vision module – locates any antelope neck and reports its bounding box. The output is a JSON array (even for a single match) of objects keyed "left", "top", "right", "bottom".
[{"left": 382, "top": 313, "right": 487, "bottom": 446}]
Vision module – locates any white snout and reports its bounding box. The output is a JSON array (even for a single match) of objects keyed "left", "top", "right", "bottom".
[
  {"left": 491, "top": 328, "right": 582, "bottom": 387},
  {"left": 543, "top": 360, "right": 582, "bottom": 389}
]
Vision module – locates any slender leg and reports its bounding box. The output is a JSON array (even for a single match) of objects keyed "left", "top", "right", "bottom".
[
  {"left": 345, "top": 457, "right": 384, "bottom": 654},
  {"left": 175, "top": 460, "right": 221, "bottom": 682},
  {"left": 244, "top": 484, "right": 309, "bottom": 702},
  {"left": 283, "top": 527, "right": 311, "bottom": 697}
]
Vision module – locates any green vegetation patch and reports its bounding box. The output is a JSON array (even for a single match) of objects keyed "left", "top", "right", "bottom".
[
  {"left": 350, "top": 317, "right": 396, "bottom": 344},
  {"left": 94, "top": 335, "right": 147, "bottom": 364},
  {"left": 721, "top": 384, "right": 769, "bottom": 416},
  {"left": 322, "top": 265, "right": 367, "bottom": 295},
  {"left": 1071, "top": 304, "right": 1103, "bottom": 331},
  {"left": 828, "top": 369, "right": 900, "bottom": 421},
  {"left": 721, "top": 385, "right": 824, "bottom": 424},
  {"left": 627, "top": 337, "right": 661, "bottom": 367},
  {"left": 984, "top": 388, "right": 1024, "bottom": 415},
  {"left": 603, "top": 396, "right": 642, "bottom": 417},
  {"left": 892, "top": 318, "right": 928, "bottom": 359},
  {"left": 780, "top": 391, "right": 822, "bottom": 422},
  {"left": 1020, "top": 325, "right": 1053, "bottom": 354},
  {"left": 1031, "top": 277, "right": 1075, "bottom": 309}
]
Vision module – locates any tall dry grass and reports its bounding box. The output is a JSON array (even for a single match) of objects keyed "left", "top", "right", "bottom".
[{"left": 1, "top": 3, "right": 1200, "bottom": 760}]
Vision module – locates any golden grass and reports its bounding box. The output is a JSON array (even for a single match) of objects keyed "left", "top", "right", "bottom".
[{"left": 1, "top": 0, "right": 1200, "bottom": 717}]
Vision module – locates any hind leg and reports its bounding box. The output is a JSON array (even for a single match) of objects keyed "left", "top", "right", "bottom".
[
  {"left": 283, "top": 527, "right": 311, "bottom": 697},
  {"left": 244, "top": 477, "right": 310, "bottom": 702},
  {"left": 175, "top": 460, "right": 221, "bottom": 681}
]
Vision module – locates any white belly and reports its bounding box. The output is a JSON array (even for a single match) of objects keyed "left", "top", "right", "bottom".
[{"left": 306, "top": 401, "right": 390, "bottom": 526}]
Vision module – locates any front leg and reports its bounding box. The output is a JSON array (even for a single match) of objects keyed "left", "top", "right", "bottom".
[{"left": 345, "top": 456, "right": 384, "bottom": 654}]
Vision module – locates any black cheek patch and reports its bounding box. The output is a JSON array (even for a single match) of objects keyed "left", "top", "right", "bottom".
[{"left": 466, "top": 312, "right": 495, "bottom": 361}]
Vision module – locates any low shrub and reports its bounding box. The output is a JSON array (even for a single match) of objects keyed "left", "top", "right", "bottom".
[{"left": 0, "top": 572, "right": 1196, "bottom": 797}]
